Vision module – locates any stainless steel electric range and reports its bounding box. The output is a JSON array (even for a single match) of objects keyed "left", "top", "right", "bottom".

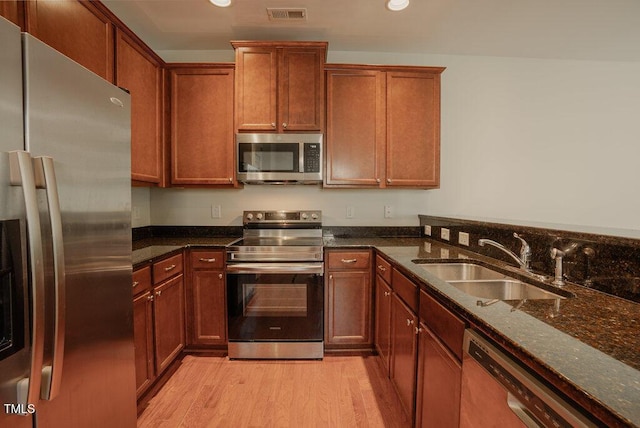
[{"left": 226, "top": 210, "right": 324, "bottom": 359}]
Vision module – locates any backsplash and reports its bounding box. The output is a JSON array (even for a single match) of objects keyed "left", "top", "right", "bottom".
[{"left": 419, "top": 215, "right": 640, "bottom": 303}]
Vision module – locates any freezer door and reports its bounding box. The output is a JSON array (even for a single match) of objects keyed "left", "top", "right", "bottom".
[
  {"left": 22, "top": 34, "right": 136, "bottom": 427},
  {"left": 0, "top": 17, "right": 34, "bottom": 428}
]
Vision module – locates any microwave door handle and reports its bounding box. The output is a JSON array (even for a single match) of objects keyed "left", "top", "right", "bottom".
[
  {"left": 33, "top": 156, "right": 66, "bottom": 401},
  {"left": 9, "top": 151, "right": 46, "bottom": 408}
]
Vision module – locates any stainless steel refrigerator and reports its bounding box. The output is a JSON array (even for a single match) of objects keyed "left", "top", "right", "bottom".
[{"left": 0, "top": 17, "right": 137, "bottom": 427}]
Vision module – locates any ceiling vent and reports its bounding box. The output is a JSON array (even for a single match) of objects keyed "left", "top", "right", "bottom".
[{"left": 266, "top": 8, "right": 307, "bottom": 21}]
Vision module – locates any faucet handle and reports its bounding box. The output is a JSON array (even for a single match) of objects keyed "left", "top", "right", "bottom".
[{"left": 513, "top": 232, "right": 531, "bottom": 255}]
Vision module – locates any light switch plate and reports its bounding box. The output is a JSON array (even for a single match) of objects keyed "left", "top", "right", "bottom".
[
  {"left": 441, "top": 228, "right": 450, "bottom": 241},
  {"left": 459, "top": 232, "right": 470, "bottom": 246}
]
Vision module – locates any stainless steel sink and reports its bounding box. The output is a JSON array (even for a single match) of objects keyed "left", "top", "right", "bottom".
[
  {"left": 413, "top": 260, "right": 570, "bottom": 301},
  {"left": 418, "top": 263, "right": 508, "bottom": 281},
  {"left": 448, "top": 279, "right": 566, "bottom": 300}
]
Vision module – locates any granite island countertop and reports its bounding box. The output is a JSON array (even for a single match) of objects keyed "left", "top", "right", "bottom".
[{"left": 132, "top": 235, "right": 640, "bottom": 426}]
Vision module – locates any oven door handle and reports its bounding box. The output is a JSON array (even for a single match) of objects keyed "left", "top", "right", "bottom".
[{"left": 226, "top": 263, "right": 324, "bottom": 275}]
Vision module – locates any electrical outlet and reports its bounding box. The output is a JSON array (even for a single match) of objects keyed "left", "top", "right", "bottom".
[
  {"left": 384, "top": 205, "right": 394, "bottom": 218},
  {"left": 459, "top": 232, "right": 470, "bottom": 246},
  {"left": 346, "top": 206, "right": 355, "bottom": 219},
  {"left": 441, "top": 228, "right": 450, "bottom": 241},
  {"left": 211, "top": 204, "right": 222, "bottom": 219},
  {"left": 424, "top": 225, "right": 431, "bottom": 236}
]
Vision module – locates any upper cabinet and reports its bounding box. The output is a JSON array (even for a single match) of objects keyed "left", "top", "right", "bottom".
[
  {"left": 169, "top": 65, "right": 236, "bottom": 186},
  {"left": 0, "top": 1, "right": 25, "bottom": 29},
  {"left": 325, "top": 65, "right": 445, "bottom": 189},
  {"left": 26, "top": 0, "right": 114, "bottom": 82},
  {"left": 116, "top": 29, "right": 164, "bottom": 185},
  {"left": 232, "top": 41, "right": 327, "bottom": 133}
]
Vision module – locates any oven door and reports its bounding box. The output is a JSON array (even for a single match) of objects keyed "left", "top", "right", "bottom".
[{"left": 226, "top": 263, "right": 323, "bottom": 345}]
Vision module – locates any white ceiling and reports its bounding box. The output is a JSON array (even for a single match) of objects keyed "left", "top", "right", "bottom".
[{"left": 103, "top": 0, "right": 640, "bottom": 62}]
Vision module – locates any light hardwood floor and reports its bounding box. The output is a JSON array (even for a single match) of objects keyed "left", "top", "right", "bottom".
[{"left": 137, "top": 355, "right": 412, "bottom": 428}]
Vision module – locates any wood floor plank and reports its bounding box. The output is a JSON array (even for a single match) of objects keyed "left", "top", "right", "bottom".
[{"left": 138, "top": 355, "right": 411, "bottom": 428}]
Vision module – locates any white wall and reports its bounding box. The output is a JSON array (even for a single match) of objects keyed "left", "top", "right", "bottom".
[
  {"left": 131, "top": 186, "right": 151, "bottom": 227},
  {"left": 134, "top": 48, "right": 640, "bottom": 234}
]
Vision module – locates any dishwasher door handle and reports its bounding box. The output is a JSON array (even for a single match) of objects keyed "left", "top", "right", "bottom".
[{"left": 506, "top": 393, "right": 541, "bottom": 427}]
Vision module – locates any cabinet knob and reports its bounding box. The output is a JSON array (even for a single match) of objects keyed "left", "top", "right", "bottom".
[
  {"left": 386, "top": 178, "right": 392, "bottom": 184},
  {"left": 406, "top": 318, "right": 414, "bottom": 326},
  {"left": 377, "top": 265, "right": 386, "bottom": 272},
  {"left": 229, "top": 177, "right": 233, "bottom": 183},
  {"left": 156, "top": 290, "right": 162, "bottom": 297},
  {"left": 282, "top": 122, "right": 288, "bottom": 129},
  {"left": 271, "top": 123, "right": 276, "bottom": 128},
  {"left": 132, "top": 281, "right": 139, "bottom": 288},
  {"left": 376, "top": 178, "right": 381, "bottom": 183},
  {"left": 384, "top": 291, "right": 391, "bottom": 297},
  {"left": 164, "top": 264, "right": 176, "bottom": 272},
  {"left": 341, "top": 258, "right": 358, "bottom": 264},
  {"left": 147, "top": 295, "right": 154, "bottom": 302},
  {"left": 329, "top": 274, "right": 333, "bottom": 280},
  {"left": 415, "top": 326, "right": 422, "bottom": 335},
  {"left": 218, "top": 273, "right": 223, "bottom": 279}
]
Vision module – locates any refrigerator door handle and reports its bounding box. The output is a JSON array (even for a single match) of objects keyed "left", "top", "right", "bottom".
[
  {"left": 33, "top": 156, "right": 66, "bottom": 401},
  {"left": 9, "top": 151, "right": 46, "bottom": 408}
]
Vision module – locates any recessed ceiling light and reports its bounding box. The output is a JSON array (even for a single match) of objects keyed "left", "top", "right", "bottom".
[
  {"left": 386, "top": 0, "right": 409, "bottom": 11},
  {"left": 209, "top": 0, "right": 231, "bottom": 7}
]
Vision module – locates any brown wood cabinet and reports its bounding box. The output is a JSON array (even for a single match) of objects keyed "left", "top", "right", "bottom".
[
  {"left": 374, "top": 255, "right": 392, "bottom": 372},
  {"left": 325, "top": 250, "right": 373, "bottom": 349},
  {"left": 325, "top": 65, "right": 444, "bottom": 188},
  {"left": 186, "top": 250, "right": 227, "bottom": 347},
  {"left": 0, "top": 1, "right": 25, "bottom": 28},
  {"left": 391, "top": 293, "right": 419, "bottom": 420},
  {"left": 232, "top": 41, "right": 327, "bottom": 133},
  {"left": 116, "top": 29, "right": 164, "bottom": 185},
  {"left": 132, "top": 252, "right": 185, "bottom": 398},
  {"left": 26, "top": 0, "right": 114, "bottom": 82},
  {"left": 416, "top": 288, "right": 465, "bottom": 427},
  {"left": 132, "top": 266, "right": 154, "bottom": 398},
  {"left": 169, "top": 65, "right": 236, "bottom": 186}
]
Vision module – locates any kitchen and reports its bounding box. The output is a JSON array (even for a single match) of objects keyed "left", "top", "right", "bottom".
[{"left": 1, "top": 0, "right": 639, "bottom": 427}]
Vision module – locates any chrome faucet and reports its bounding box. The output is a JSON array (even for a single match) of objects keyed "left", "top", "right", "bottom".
[
  {"left": 478, "top": 232, "right": 532, "bottom": 271},
  {"left": 550, "top": 248, "right": 566, "bottom": 286}
]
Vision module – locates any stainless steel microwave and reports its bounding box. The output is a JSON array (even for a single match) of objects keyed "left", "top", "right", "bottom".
[{"left": 236, "top": 133, "right": 323, "bottom": 184}]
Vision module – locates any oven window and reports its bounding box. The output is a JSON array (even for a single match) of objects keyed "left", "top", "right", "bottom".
[
  {"left": 243, "top": 283, "right": 307, "bottom": 317},
  {"left": 239, "top": 143, "right": 299, "bottom": 173}
]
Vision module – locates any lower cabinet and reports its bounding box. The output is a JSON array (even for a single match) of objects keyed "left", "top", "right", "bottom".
[
  {"left": 390, "top": 293, "right": 419, "bottom": 419},
  {"left": 374, "top": 273, "right": 392, "bottom": 372},
  {"left": 324, "top": 250, "right": 373, "bottom": 349},
  {"left": 415, "top": 324, "right": 461, "bottom": 428},
  {"left": 132, "top": 251, "right": 185, "bottom": 399},
  {"left": 186, "top": 250, "right": 227, "bottom": 347}
]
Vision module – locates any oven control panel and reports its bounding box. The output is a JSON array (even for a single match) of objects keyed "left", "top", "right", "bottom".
[{"left": 243, "top": 210, "right": 322, "bottom": 225}]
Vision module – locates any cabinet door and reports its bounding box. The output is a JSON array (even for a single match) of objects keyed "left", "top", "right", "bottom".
[
  {"left": 279, "top": 47, "right": 325, "bottom": 132},
  {"left": 375, "top": 275, "right": 392, "bottom": 373},
  {"left": 391, "top": 294, "right": 418, "bottom": 419},
  {"left": 234, "top": 47, "right": 277, "bottom": 131},
  {"left": 26, "top": 0, "right": 114, "bottom": 82},
  {"left": 325, "top": 271, "right": 372, "bottom": 345},
  {"left": 385, "top": 71, "right": 441, "bottom": 188},
  {"left": 133, "top": 291, "right": 154, "bottom": 397},
  {"left": 170, "top": 67, "right": 235, "bottom": 185},
  {"left": 189, "top": 270, "right": 227, "bottom": 346},
  {"left": 116, "top": 29, "right": 163, "bottom": 184},
  {"left": 326, "top": 69, "right": 385, "bottom": 186},
  {"left": 153, "top": 274, "right": 185, "bottom": 374},
  {"left": 0, "top": 1, "right": 24, "bottom": 28},
  {"left": 416, "top": 323, "right": 461, "bottom": 428}
]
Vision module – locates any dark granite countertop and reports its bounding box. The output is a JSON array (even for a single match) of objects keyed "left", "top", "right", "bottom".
[
  {"left": 374, "top": 241, "right": 640, "bottom": 427},
  {"left": 132, "top": 234, "right": 640, "bottom": 426}
]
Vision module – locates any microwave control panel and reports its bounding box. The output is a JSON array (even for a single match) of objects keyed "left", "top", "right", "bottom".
[{"left": 304, "top": 143, "right": 321, "bottom": 172}]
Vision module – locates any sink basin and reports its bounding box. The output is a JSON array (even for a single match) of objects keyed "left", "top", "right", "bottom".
[
  {"left": 418, "top": 262, "right": 508, "bottom": 281},
  {"left": 448, "top": 279, "right": 566, "bottom": 300}
]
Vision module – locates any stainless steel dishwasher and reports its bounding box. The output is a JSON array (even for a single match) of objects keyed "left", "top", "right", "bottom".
[{"left": 460, "top": 329, "right": 596, "bottom": 428}]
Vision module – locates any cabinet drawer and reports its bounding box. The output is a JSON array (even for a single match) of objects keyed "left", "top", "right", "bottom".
[
  {"left": 153, "top": 253, "right": 184, "bottom": 284},
  {"left": 327, "top": 250, "right": 371, "bottom": 270},
  {"left": 419, "top": 289, "right": 465, "bottom": 360},
  {"left": 392, "top": 269, "right": 418, "bottom": 313},
  {"left": 132, "top": 265, "right": 152, "bottom": 296},
  {"left": 190, "top": 250, "right": 224, "bottom": 270},
  {"left": 375, "top": 255, "right": 392, "bottom": 283}
]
